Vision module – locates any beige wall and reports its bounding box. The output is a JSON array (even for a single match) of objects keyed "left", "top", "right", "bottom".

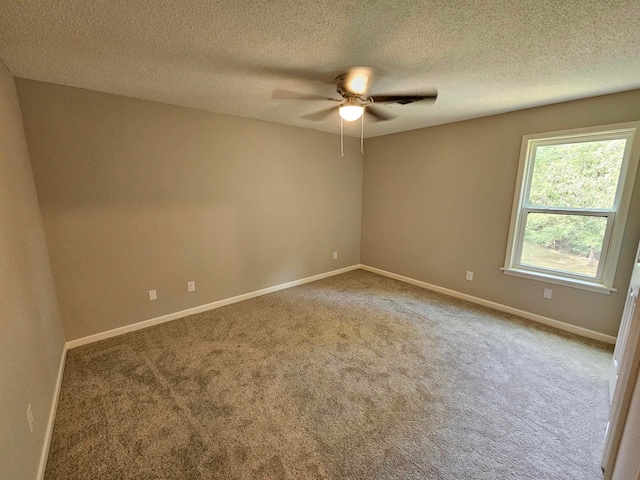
[
  {"left": 15, "top": 77, "right": 640, "bottom": 344},
  {"left": 16, "top": 79, "right": 363, "bottom": 341},
  {"left": 362, "top": 90, "right": 640, "bottom": 337},
  {"left": 0, "top": 66, "right": 65, "bottom": 478}
]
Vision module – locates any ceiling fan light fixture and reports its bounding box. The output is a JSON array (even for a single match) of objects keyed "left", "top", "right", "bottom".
[{"left": 339, "top": 105, "right": 364, "bottom": 122}]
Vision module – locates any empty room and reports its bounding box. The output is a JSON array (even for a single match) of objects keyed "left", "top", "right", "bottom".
[{"left": 3, "top": 1, "right": 640, "bottom": 479}]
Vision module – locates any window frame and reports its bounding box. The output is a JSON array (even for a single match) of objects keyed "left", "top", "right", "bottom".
[{"left": 502, "top": 121, "right": 640, "bottom": 294}]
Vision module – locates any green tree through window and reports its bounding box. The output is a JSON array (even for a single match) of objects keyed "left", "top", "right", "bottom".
[{"left": 521, "top": 140, "right": 625, "bottom": 276}]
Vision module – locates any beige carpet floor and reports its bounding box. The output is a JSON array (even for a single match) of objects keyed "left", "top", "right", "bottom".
[{"left": 45, "top": 270, "right": 612, "bottom": 479}]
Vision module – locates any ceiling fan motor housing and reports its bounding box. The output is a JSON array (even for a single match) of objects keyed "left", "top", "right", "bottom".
[{"left": 335, "top": 73, "right": 361, "bottom": 100}]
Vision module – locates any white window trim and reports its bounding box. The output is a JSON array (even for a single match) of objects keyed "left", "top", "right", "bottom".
[{"left": 502, "top": 121, "right": 640, "bottom": 295}]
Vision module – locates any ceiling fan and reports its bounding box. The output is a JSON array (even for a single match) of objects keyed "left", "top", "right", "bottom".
[
  {"left": 272, "top": 66, "right": 438, "bottom": 123},
  {"left": 272, "top": 66, "right": 437, "bottom": 155}
]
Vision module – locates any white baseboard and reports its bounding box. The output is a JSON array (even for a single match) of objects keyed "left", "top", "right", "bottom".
[
  {"left": 66, "top": 265, "right": 360, "bottom": 349},
  {"left": 38, "top": 342, "right": 67, "bottom": 480},
  {"left": 360, "top": 264, "right": 617, "bottom": 345},
  {"left": 65, "top": 261, "right": 616, "bottom": 349}
]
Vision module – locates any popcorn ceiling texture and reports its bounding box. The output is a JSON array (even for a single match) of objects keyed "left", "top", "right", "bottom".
[
  {"left": 44, "top": 270, "right": 611, "bottom": 479},
  {"left": 1, "top": 0, "right": 639, "bottom": 137}
]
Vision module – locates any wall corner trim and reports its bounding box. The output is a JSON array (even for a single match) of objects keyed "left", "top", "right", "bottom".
[
  {"left": 38, "top": 342, "right": 67, "bottom": 480},
  {"left": 360, "top": 264, "right": 617, "bottom": 345},
  {"left": 66, "top": 265, "right": 361, "bottom": 349}
]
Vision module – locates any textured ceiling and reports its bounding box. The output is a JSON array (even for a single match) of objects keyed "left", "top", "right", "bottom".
[{"left": 1, "top": 0, "right": 639, "bottom": 138}]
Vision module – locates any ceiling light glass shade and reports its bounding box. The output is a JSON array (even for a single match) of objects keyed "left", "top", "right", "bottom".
[{"left": 339, "top": 105, "right": 364, "bottom": 122}]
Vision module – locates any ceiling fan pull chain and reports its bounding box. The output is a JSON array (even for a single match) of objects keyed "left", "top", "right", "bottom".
[
  {"left": 360, "top": 114, "right": 364, "bottom": 154},
  {"left": 340, "top": 116, "right": 344, "bottom": 157}
]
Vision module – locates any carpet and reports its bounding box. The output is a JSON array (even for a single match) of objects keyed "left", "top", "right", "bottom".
[{"left": 44, "top": 270, "right": 612, "bottom": 479}]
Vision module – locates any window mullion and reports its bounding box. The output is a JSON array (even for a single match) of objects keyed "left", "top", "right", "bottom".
[{"left": 523, "top": 207, "right": 614, "bottom": 217}]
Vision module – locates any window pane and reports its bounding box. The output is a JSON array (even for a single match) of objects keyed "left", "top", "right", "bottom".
[
  {"left": 521, "top": 213, "right": 607, "bottom": 278},
  {"left": 528, "top": 139, "right": 626, "bottom": 209}
]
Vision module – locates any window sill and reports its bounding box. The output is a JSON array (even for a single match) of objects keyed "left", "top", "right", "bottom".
[{"left": 500, "top": 267, "right": 616, "bottom": 295}]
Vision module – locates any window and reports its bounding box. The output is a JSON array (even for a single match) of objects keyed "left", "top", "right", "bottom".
[{"left": 503, "top": 122, "right": 640, "bottom": 294}]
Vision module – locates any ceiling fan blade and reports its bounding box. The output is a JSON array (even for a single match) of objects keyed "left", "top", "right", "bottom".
[
  {"left": 343, "top": 66, "right": 374, "bottom": 96},
  {"left": 272, "top": 89, "right": 338, "bottom": 101},
  {"left": 302, "top": 107, "right": 338, "bottom": 121},
  {"left": 370, "top": 91, "right": 438, "bottom": 105},
  {"left": 366, "top": 105, "right": 397, "bottom": 122}
]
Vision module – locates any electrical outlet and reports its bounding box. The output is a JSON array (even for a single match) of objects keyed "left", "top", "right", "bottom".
[
  {"left": 543, "top": 288, "right": 553, "bottom": 299},
  {"left": 187, "top": 281, "right": 195, "bottom": 292},
  {"left": 27, "top": 404, "right": 34, "bottom": 433},
  {"left": 465, "top": 271, "right": 473, "bottom": 281},
  {"left": 333, "top": 251, "right": 338, "bottom": 260},
  {"left": 148, "top": 289, "right": 157, "bottom": 301}
]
